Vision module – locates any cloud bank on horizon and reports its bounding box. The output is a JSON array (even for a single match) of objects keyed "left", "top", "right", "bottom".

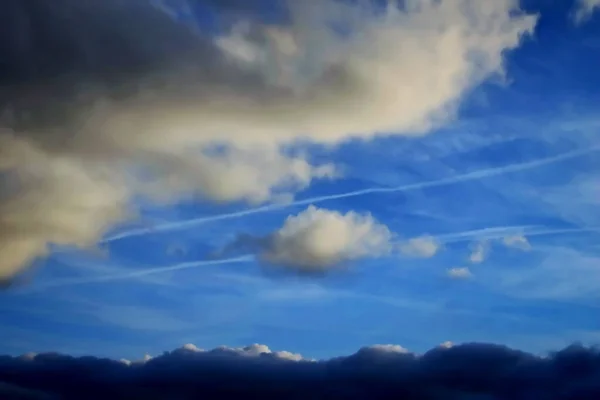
[
  {"left": 0, "top": 0, "right": 538, "bottom": 280},
  {"left": 2, "top": 342, "right": 600, "bottom": 399},
  {"left": 3, "top": 0, "right": 600, "bottom": 385}
]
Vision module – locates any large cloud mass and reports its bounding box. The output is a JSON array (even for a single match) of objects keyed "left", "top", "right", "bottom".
[
  {"left": 2, "top": 342, "right": 600, "bottom": 399},
  {"left": 0, "top": 0, "right": 537, "bottom": 279}
]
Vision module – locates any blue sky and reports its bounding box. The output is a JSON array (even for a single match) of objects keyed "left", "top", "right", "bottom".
[{"left": 2, "top": 0, "right": 600, "bottom": 362}]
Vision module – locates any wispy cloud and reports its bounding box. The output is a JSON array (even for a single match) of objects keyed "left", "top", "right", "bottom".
[
  {"left": 468, "top": 241, "right": 489, "bottom": 264},
  {"left": 19, "top": 256, "right": 254, "bottom": 292},
  {"left": 479, "top": 245, "right": 600, "bottom": 302},
  {"left": 90, "top": 304, "right": 194, "bottom": 332},
  {"left": 503, "top": 235, "right": 532, "bottom": 251},
  {"left": 447, "top": 267, "right": 473, "bottom": 279},
  {"left": 399, "top": 235, "right": 441, "bottom": 258},
  {"left": 572, "top": 0, "right": 600, "bottom": 24}
]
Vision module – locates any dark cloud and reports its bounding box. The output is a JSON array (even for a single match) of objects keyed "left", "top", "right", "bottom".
[
  {"left": 0, "top": 0, "right": 536, "bottom": 281},
  {"left": 1, "top": 342, "right": 600, "bottom": 399}
]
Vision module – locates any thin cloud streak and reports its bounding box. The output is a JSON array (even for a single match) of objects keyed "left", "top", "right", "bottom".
[
  {"left": 18, "top": 256, "right": 255, "bottom": 292},
  {"left": 437, "top": 226, "right": 600, "bottom": 244},
  {"left": 104, "top": 145, "right": 600, "bottom": 242}
]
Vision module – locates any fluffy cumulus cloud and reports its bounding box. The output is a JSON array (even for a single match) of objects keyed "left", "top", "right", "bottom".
[
  {"left": 0, "top": 0, "right": 537, "bottom": 279},
  {"left": 398, "top": 235, "right": 440, "bottom": 258},
  {"left": 220, "top": 206, "right": 393, "bottom": 273},
  {"left": 2, "top": 342, "right": 600, "bottom": 399}
]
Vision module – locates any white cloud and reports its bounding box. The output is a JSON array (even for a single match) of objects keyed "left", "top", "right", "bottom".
[
  {"left": 466, "top": 235, "right": 530, "bottom": 265},
  {"left": 502, "top": 235, "right": 531, "bottom": 251},
  {"left": 469, "top": 241, "right": 489, "bottom": 264},
  {"left": 399, "top": 235, "right": 440, "bottom": 258},
  {"left": 205, "top": 343, "right": 307, "bottom": 361},
  {"left": 181, "top": 343, "right": 203, "bottom": 352},
  {"left": 136, "top": 146, "right": 338, "bottom": 205},
  {"left": 258, "top": 206, "right": 393, "bottom": 272},
  {"left": 447, "top": 267, "right": 473, "bottom": 279},
  {"left": 104, "top": 343, "right": 312, "bottom": 365},
  {"left": 573, "top": 0, "right": 600, "bottom": 23},
  {"left": 0, "top": 0, "right": 537, "bottom": 278},
  {"left": 365, "top": 344, "right": 409, "bottom": 354},
  {"left": 120, "top": 354, "right": 153, "bottom": 366}
]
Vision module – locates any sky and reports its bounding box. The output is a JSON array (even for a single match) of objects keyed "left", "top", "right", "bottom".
[{"left": 1, "top": 0, "right": 600, "bottom": 370}]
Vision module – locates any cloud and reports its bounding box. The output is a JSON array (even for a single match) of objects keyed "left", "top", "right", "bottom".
[
  {"left": 3, "top": 342, "right": 600, "bottom": 399},
  {"left": 502, "top": 235, "right": 532, "bottom": 251},
  {"left": 483, "top": 246, "right": 600, "bottom": 301},
  {"left": 22, "top": 256, "right": 253, "bottom": 293},
  {"left": 219, "top": 206, "right": 392, "bottom": 273},
  {"left": 0, "top": 0, "right": 536, "bottom": 279},
  {"left": 466, "top": 233, "right": 531, "bottom": 265},
  {"left": 399, "top": 235, "right": 440, "bottom": 258},
  {"left": 136, "top": 145, "right": 338, "bottom": 205},
  {"left": 469, "top": 240, "right": 489, "bottom": 264},
  {"left": 447, "top": 267, "right": 473, "bottom": 279},
  {"left": 103, "top": 146, "right": 599, "bottom": 243},
  {"left": 572, "top": 0, "right": 600, "bottom": 23}
]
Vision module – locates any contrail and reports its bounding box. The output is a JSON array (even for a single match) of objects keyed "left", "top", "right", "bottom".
[
  {"left": 437, "top": 226, "right": 600, "bottom": 244},
  {"left": 104, "top": 145, "right": 600, "bottom": 242},
  {"left": 20, "top": 255, "right": 254, "bottom": 292}
]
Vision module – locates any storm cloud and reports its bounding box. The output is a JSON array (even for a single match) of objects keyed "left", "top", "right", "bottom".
[{"left": 1, "top": 342, "right": 600, "bottom": 399}]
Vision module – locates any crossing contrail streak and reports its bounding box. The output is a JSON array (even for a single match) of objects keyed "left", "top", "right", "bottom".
[
  {"left": 436, "top": 226, "right": 600, "bottom": 244},
  {"left": 103, "top": 145, "right": 600, "bottom": 243},
  {"left": 21, "top": 256, "right": 254, "bottom": 292}
]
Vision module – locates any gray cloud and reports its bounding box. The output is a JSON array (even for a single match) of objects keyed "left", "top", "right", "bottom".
[
  {"left": 2, "top": 341, "right": 600, "bottom": 399},
  {"left": 0, "top": 0, "right": 537, "bottom": 279}
]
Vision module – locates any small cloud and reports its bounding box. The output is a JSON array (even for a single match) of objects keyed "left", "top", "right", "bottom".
[
  {"left": 205, "top": 344, "right": 307, "bottom": 361},
  {"left": 469, "top": 241, "right": 489, "bottom": 264},
  {"left": 273, "top": 351, "right": 305, "bottom": 361},
  {"left": 181, "top": 344, "right": 203, "bottom": 352},
  {"left": 572, "top": 0, "right": 600, "bottom": 24},
  {"left": 219, "top": 206, "right": 393, "bottom": 274},
  {"left": 447, "top": 267, "right": 473, "bottom": 279},
  {"left": 399, "top": 235, "right": 440, "bottom": 258},
  {"left": 365, "top": 344, "right": 409, "bottom": 354},
  {"left": 167, "top": 243, "right": 187, "bottom": 257},
  {"left": 502, "top": 235, "right": 531, "bottom": 251},
  {"left": 439, "top": 341, "right": 454, "bottom": 349}
]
